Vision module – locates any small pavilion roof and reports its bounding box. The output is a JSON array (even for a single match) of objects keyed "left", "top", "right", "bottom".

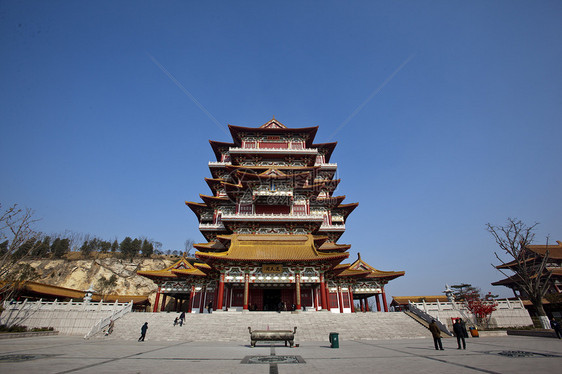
[
  {"left": 137, "top": 257, "right": 206, "bottom": 279},
  {"left": 336, "top": 268, "right": 372, "bottom": 277},
  {"left": 195, "top": 234, "right": 348, "bottom": 264},
  {"left": 347, "top": 253, "right": 405, "bottom": 281}
]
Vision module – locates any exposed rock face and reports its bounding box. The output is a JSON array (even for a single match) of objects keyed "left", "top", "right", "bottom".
[{"left": 26, "top": 258, "right": 174, "bottom": 297}]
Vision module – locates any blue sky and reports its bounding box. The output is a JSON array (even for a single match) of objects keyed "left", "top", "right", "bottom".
[{"left": 1, "top": 1, "right": 561, "bottom": 300}]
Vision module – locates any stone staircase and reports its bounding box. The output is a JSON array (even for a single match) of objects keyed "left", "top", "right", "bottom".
[{"left": 96, "top": 311, "right": 430, "bottom": 342}]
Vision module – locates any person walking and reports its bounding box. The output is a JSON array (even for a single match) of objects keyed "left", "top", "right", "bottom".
[
  {"left": 179, "top": 311, "right": 186, "bottom": 326},
  {"left": 551, "top": 318, "right": 562, "bottom": 339},
  {"left": 207, "top": 301, "right": 213, "bottom": 314},
  {"left": 173, "top": 317, "right": 178, "bottom": 326},
  {"left": 453, "top": 318, "right": 467, "bottom": 349},
  {"left": 429, "top": 319, "right": 444, "bottom": 350},
  {"left": 138, "top": 322, "right": 148, "bottom": 342}
]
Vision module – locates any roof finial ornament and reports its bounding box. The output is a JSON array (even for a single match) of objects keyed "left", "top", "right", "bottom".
[{"left": 357, "top": 252, "right": 361, "bottom": 260}]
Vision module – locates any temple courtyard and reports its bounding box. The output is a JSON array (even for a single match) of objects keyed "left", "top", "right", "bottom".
[{"left": 0, "top": 335, "right": 560, "bottom": 373}]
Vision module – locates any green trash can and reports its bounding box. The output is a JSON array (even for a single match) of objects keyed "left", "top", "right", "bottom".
[{"left": 329, "top": 332, "right": 339, "bottom": 348}]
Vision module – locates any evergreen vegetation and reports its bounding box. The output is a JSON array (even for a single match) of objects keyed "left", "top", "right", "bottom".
[{"left": 3, "top": 232, "right": 160, "bottom": 260}]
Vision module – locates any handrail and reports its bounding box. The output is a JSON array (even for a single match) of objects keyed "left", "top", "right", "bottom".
[
  {"left": 84, "top": 301, "right": 133, "bottom": 339},
  {"left": 408, "top": 302, "right": 453, "bottom": 336},
  {"left": 3, "top": 299, "right": 131, "bottom": 311},
  {"left": 229, "top": 147, "right": 318, "bottom": 153},
  {"left": 221, "top": 213, "right": 324, "bottom": 220}
]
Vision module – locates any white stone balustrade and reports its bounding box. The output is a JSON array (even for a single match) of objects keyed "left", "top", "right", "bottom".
[
  {"left": 208, "top": 161, "right": 232, "bottom": 167},
  {"left": 409, "top": 299, "right": 532, "bottom": 329},
  {"left": 221, "top": 213, "right": 324, "bottom": 222},
  {"left": 0, "top": 299, "right": 133, "bottom": 336},
  {"left": 199, "top": 222, "right": 226, "bottom": 230},
  {"left": 318, "top": 223, "right": 346, "bottom": 231},
  {"left": 229, "top": 147, "right": 318, "bottom": 154}
]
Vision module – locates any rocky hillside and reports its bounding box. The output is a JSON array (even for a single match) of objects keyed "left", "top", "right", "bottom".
[{"left": 25, "top": 257, "right": 175, "bottom": 301}]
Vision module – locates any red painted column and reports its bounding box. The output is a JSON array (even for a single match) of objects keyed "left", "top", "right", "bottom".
[
  {"left": 338, "top": 286, "right": 344, "bottom": 313},
  {"left": 199, "top": 287, "right": 205, "bottom": 313},
  {"left": 160, "top": 294, "right": 167, "bottom": 312},
  {"left": 223, "top": 285, "right": 229, "bottom": 310},
  {"left": 319, "top": 274, "right": 328, "bottom": 310},
  {"left": 243, "top": 273, "right": 249, "bottom": 310},
  {"left": 313, "top": 286, "right": 319, "bottom": 310},
  {"left": 174, "top": 297, "right": 178, "bottom": 311},
  {"left": 349, "top": 288, "right": 355, "bottom": 313},
  {"left": 188, "top": 286, "right": 194, "bottom": 313},
  {"left": 382, "top": 287, "right": 389, "bottom": 312},
  {"left": 365, "top": 297, "right": 371, "bottom": 312},
  {"left": 152, "top": 288, "right": 161, "bottom": 313},
  {"left": 217, "top": 273, "right": 225, "bottom": 310},
  {"left": 295, "top": 273, "right": 302, "bottom": 310},
  {"left": 375, "top": 294, "right": 381, "bottom": 312}
]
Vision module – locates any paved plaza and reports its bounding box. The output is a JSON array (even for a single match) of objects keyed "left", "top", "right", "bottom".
[{"left": 0, "top": 335, "right": 561, "bottom": 373}]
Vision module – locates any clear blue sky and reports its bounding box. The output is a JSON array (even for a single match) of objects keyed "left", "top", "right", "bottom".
[{"left": 1, "top": 1, "right": 561, "bottom": 300}]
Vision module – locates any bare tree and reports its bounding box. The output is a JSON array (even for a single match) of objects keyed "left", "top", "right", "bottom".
[
  {"left": 487, "top": 218, "right": 552, "bottom": 328},
  {"left": 0, "top": 203, "right": 41, "bottom": 300},
  {"left": 184, "top": 239, "right": 195, "bottom": 257}
]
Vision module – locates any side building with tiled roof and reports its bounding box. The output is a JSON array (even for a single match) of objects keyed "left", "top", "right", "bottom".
[{"left": 138, "top": 118, "right": 404, "bottom": 313}]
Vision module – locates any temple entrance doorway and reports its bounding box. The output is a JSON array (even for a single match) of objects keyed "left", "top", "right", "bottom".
[{"left": 263, "top": 289, "right": 281, "bottom": 311}]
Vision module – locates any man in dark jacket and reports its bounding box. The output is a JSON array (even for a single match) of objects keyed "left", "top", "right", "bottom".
[
  {"left": 429, "top": 320, "right": 444, "bottom": 350},
  {"left": 453, "top": 318, "right": 467, "bottom": 349},
  {"left": 138, "top": 322, "right": 148, "bottom": 342}
]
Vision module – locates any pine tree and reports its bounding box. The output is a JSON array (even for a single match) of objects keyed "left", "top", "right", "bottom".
[
  {"left": 120, "top": 237, "right": 134, "bottom": 259},
  {"left": 131, "top": 238, "right": 141, "bottom": 257},
  {"left": 13, "top": 239, "right": 37, "bottom": 260},
  {"left": 80, "top": 240, "right": 92, "bottom": 258},
  {"left": 141, "top": 239, "right": 153, "bottom": 257},
  {"left": 52, "top": 238, "right": 70, "bottom": 258},
  {"left": 0, "top": 240, "right": 8, "bottom": 256},
  {"left": 32, "top": 236, "right": 51, "bottom": 257}
]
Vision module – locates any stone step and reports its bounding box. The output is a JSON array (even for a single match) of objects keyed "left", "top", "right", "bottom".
[{"left": 97, "top": 311, "right": 430, "bottom": 342}]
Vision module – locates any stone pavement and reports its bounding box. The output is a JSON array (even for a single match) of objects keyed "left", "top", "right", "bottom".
[{"left": 0, "top": 334, "right": 561, "bottom": 373}]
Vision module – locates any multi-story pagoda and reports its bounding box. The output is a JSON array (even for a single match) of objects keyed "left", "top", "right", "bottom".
[{"left": 139, "top": 118, "right": 404, "bottom": 313}]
